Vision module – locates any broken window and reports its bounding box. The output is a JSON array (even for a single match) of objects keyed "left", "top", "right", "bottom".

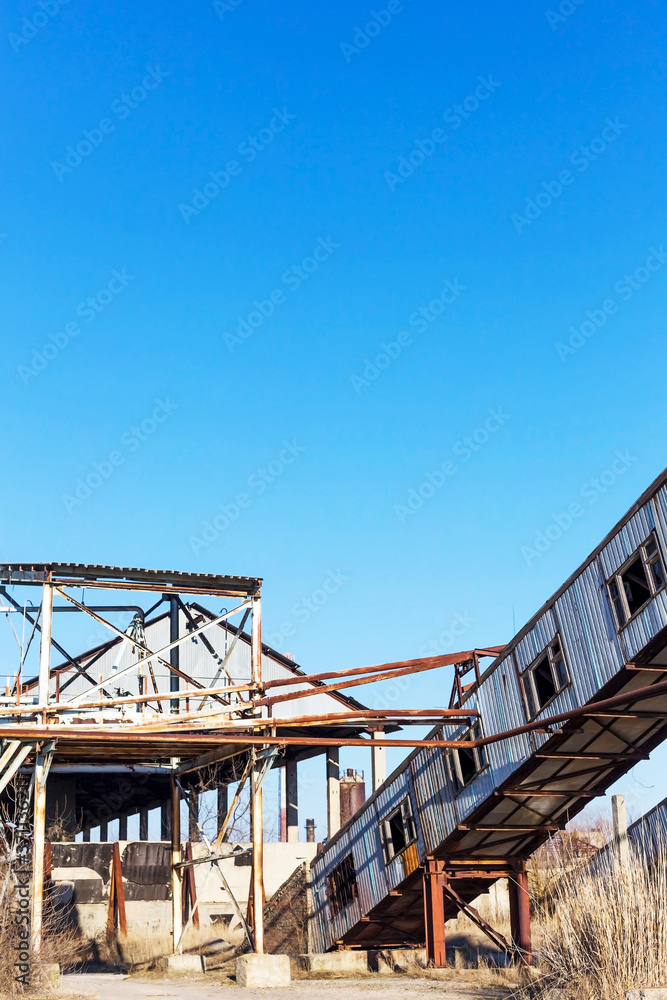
[
  {"left": 448, "top": 720, "right": 488, "bottom": 793},
  {"left": 381, "top": 797, "right": 416, "bottom": 863},
  {"left": 607, "top": 533, "right": 667, "bottom": 628},
  {"left": 521, "top": 637, "right": 569, "bottom": 719},
  {"left": 326, "top": 853, "right": 358, "bottom": 915}
]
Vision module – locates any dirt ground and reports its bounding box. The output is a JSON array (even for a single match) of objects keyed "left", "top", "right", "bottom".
[{"left": 59, "top": 972, "right": 513, "bottom": 1000}]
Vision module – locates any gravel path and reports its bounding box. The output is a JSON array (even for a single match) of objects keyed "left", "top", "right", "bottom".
[{"left": 59, "top": 972, "right": 510, "bottom": 1000}]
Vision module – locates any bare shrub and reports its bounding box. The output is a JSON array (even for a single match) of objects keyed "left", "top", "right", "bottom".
[{"left": 531, "top": 834, "right": 667, "bottom": 1000}]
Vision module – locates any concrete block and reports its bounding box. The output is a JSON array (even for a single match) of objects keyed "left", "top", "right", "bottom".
[
  {"left": 371, "top": 948, "right": 427, "bottom": 974},
  {"left": 236, "top": 953, "right": 291, "bottom": 988},
  {"left": 300, "top": 950, "right": 369, "bottom": 975},
  {"left": 626, "top": 991, "right": 667, "bottom": 1000},
  {"left": 158, "top": 954, "right": 204, "bottom": 975}
]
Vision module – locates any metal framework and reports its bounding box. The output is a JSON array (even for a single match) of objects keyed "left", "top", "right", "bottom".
[{"left": 0, "top": 561, "right": 505, "bottom": 965}]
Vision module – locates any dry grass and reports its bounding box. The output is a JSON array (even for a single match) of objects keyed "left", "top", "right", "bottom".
[{"left": 528, "top": 835, "right": 667, "bottom": 1000}]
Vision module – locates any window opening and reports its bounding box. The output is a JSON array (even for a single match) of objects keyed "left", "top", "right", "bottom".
[
  {"left": 326, "top": 853, "right": 358, "bottom": 916},
  {"left": 607, "top": 533, "right": 667, "bottom": 628},
  {"left": 521, "top": 636, "right": 569, "bottom": 719},
  {"left": 449, "top": 720, "right": 487, "bottom": 793},
  {"left": 381, "top": 797, "right": 416, "bottom": 862}
]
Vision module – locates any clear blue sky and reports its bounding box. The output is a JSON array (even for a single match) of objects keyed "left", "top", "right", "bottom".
[{"left": 2, "top": 0, "right": 667, "bottom": 837}]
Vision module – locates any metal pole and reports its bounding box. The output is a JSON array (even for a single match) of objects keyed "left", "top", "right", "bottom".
[
  {"left": 326, "top": 748, "right": 340, "bottom": 838},
  {"left": 251, "top": 596, "right": 262, "bottom": 689},
  {"left": 286, "top": 760, "right": 299, "bottom": 843},
  {"left": 171, "top": 774, "right": 182, "bottom": 952},
  {"left": 31, "top": 749, "right": 49, "bottom": 954},
  {"left": 38, "top": 582, "right": 53, "bottom": 709},
  {"left": 169, "top": 596, "right": 179, "bottom": 713},
  {"left": 612, "top": 793, "right": 629, "bottom": 867},
  {"left": 251, "top": 750, "right": 264, "bottom": 954},
  {"left": 509, "top": 861, "right": 532, "bottom": 963},
  {"left": 423, "top": 859, "right": 447, "bottom": 967},
  {"left": 371, "top": 729, "right": 386, "bottom": 791}
]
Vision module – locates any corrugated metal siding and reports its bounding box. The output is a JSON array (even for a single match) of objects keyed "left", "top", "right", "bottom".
[
  {"left": 453, "top": 766, "right": 495, "bottom": 824},
  {"left": 477, "top": 655, "right": 533, "bottom": 785},
  {"left": 621, "top": 590, "right": 667, "bottom": 660},
  {"left": 376, "top": 771, "right": 424, "bottom": 889},
  {"left": 349, "top": 806, "right": 387, "bottom": 913},
  {"left": 599, "top": 504, "right": 655, "bottom": 578},
  {"left": 551, "top": 560, "right": 624, "bottom": 715},
  {"left": 514, "top": 611, "right": 558, "bottom": 671},
  {"left": 409, "top": 744, "right": 456, "bottom": 855}
]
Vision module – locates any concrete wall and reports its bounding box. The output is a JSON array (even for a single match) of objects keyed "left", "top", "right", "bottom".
[{"left": 50, "top": 840, "right": 318, "bottom": 955}]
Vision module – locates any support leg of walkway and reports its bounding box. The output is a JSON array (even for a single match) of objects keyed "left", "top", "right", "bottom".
[
  {"left": 509, "top": 862, "right": 532, "bottom": 964},
  {"left": 423, "top": 859, "right": 447, "bottom": 968},
  {"left": 171, "top": 776, "right": 182, "bottom": 953},
  {"left": 30, "top": 748, "right": 50, "bottom": 954},
  {"left": 251, "top": 751, "right": 264, "bottom": 953}
]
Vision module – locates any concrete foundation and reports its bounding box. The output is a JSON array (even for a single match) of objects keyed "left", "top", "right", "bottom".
[
  {"left": 236, "top": 953, "right": 291, "bottom": 988},
  {"left": 370, "top": 948, "right": 427, "bottom": 974},
  {"left": 299, "top": 950, "right": 370, "bottom": 975},
  {"left": 158, "top": 954, "right": 203, "bottom": 975}
]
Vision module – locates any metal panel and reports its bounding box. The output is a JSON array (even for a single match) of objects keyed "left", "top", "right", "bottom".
[
  {"left": 349, "top": 804, "right": 387, "bottom": 913},
  {"left": 453, "top": 766, "right": 495, "bottom": 824},
  {"left": 514, "top": 611, "right": 558, "bottom": 671},
  {"left": 599, "top": 504, "right": 655, "bottom": 578},
  {"left": 409, "top": 744, "right": 457, "bottom": 855},
  {"left": 477, "top": 656, "right": 533, "bottom": 786}
]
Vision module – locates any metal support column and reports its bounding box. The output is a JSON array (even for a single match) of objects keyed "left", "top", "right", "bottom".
[
  {"left": 139, "top": 808, "right": 148, "bottom": 841},
  {"left": 509, "top": 861, "right": 532, "bottom": 964},
  {"left": 251, "top": 596, "right": 262, "bottom": 689},
  {"left": 326, "top": 748, "right": 340, "bottom": 838},
  {"left": 171, "top": 775, "right": 182, "bottom": 952},
  {"left": 251, "top": 751, "right": 265, "bottom": 954},
  {"left": 169, "top": 597, "right": 179, "bottom": 713},
  {"left": 371, "top": 729, "right": 386, "bottom": 791},
  {"left": 38, "top": 581, "right": 53, "bottom": 710},
  {"left": 286, "top": 760, "right": 298, "bottom": 843},
  {"left": 118, "top": 814, "right": 128, "bottom": 840},
  {"left": 31, "top": 746, "right": 52, "bottom": 954},
  {"left": 423, "top": 858, "right": 447, "bottom": 968}
]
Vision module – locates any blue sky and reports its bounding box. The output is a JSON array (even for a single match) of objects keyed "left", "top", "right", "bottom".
[{"left": 2, "top": 0, "right": 667, "bottom": 837}]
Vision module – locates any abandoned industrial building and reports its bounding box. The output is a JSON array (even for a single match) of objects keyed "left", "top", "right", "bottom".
[{"left": 5, "top": 464, "right": 667, "bottom": 983}]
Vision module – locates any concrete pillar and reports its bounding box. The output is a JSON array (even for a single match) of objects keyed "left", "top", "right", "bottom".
[
  {"left": 509, "top": 861, "right": 532, "bottom": 964},
  {"left": 82, "top": 827, "right": 90, "bottom": 843},
  {"left": 217, "top": 785, "right": 228, "bottom": 839},
  {"left": 118, "top": 814, "right": 128, "bottom": 840},
  {"left": 99, "top": 821, "right": 108, "bottom": 842},
  {"left": 326, "top": 749, "right": 340, "bottom": 838},
  {"left": 139, "top": 808, "right": 148, "bottom": 841},
  {"left": 286, "top": 761, "right": 298, "bottom": 843},
  {"left": 612, "top": 793, "right": 629, "bottom": 867},
  {"left": 306, "top": 818, "right": 315, "bottom": 842},
  {"left": 371, "top": 731, "right": 386, "bottom": 792}
]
